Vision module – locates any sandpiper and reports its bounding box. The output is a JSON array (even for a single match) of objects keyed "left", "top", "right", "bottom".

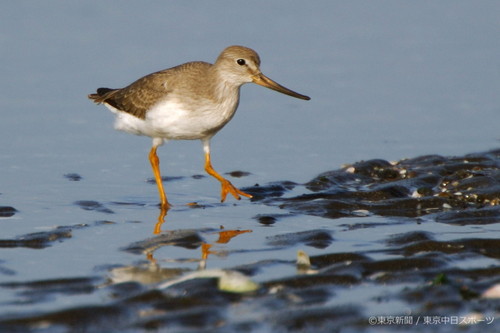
[{"left": 89, "top": 45, "right": 310, "bottom": 209}]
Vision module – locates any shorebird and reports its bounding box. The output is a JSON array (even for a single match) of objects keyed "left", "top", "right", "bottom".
[{"left": 89, "top": 45, "right": 310, "bottom": 209}]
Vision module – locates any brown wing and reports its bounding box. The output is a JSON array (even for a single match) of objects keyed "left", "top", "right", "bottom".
[
  {"left": 88, "top": 72, "right": 172, "bottom": 119},
  {"left": 88, "top": 62, "right": 212, "bottom": 120}
]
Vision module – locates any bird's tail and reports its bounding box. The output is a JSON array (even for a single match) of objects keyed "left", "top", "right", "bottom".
[{"left": 88, "top": 88, "right": 117, "bottom": 104}]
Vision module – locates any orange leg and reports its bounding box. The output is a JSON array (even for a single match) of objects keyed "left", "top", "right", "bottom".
[
  {"left": 204, "top": 151, "right": 252, "bottom": 202},
  {"left": 148, "top": 146, "right": 171, "bottom": 209}
]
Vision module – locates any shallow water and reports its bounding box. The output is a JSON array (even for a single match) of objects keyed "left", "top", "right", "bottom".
[
  {"left": 1, "top": 1, "right": 499, "bottom": 332},
  {"left": 1, "top": 150, "right": 499, "bottom": 332}
]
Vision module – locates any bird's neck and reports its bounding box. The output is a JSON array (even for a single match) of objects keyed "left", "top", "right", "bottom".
[{"left": 210, "top": 69, "right": 242, "bottom": 103}]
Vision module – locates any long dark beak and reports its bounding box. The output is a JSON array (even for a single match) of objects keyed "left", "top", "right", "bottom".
[{"left": 252, "top": 73, "right": 310, "bottom": 100}]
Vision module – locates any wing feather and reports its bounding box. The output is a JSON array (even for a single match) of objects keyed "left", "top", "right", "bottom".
[{"left": 88, "top": 62, "right": 212, "bottom": 120}]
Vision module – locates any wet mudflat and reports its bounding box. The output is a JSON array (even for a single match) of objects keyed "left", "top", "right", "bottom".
[{"left": 1, "top": 149, "right": 499, "bottom": 332}]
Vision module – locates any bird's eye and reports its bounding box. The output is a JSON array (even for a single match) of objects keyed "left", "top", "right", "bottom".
[{"left": 236, "top": 59, "right": 246, "bottom": 66}]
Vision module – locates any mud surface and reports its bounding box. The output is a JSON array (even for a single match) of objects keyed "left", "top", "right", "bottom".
[{"left": 1, "top": 149, "right": 499, "bottom": 332}]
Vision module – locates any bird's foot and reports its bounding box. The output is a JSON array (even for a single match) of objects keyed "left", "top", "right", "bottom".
[
  {"left": 220, "top": 179, "right": 253, "bottom": 202},
  {"left": 160, "top": 201, "right": 172, "bottom": 210}
]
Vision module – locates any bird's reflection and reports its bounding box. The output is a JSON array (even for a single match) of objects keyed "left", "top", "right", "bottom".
[
  {"left": 153, "top": 205, "right": 169, "bottom": 235},
  {"left": 199, "top": 229, "right": 252, "bottom": 269},
  {"left": 154, "top": 205, "right": 252, "bottom": 266},
  {"left": 154, "top": 202, "right": 207, "bottom": 234},
  {"left": 108, "top": 205, "right": 252, "bottom": 285}
]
